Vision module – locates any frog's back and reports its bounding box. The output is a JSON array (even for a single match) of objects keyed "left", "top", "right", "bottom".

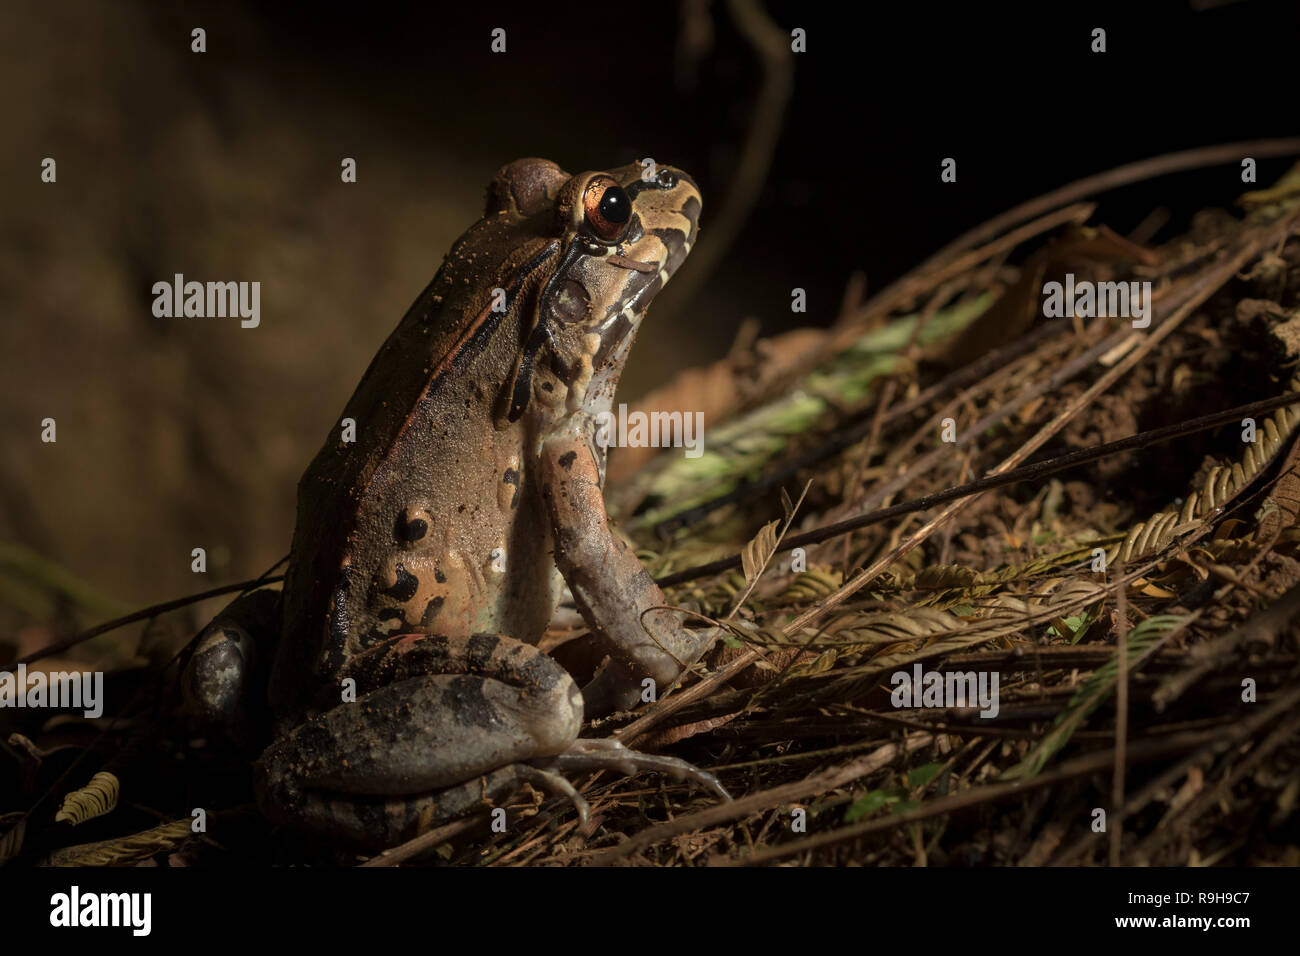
[{"left": 272, "top": 213, "right": 560, "bottom": 720}]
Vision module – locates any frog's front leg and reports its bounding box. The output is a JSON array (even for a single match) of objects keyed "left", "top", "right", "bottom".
[
  {"left": 253, "top": 632, "right": 584, "bottom": 846},
  {"left": 540, "top": 423, "right": 717, "bottom": 715}
]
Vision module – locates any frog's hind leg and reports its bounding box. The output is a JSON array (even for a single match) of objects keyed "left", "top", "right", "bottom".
[
  {"left": 537, "top": 737, "right": 730, "bottom": 801},
  {"left": 180, "top": 587, "right": 281, "bottom": 746},
  {"left": 252, "top": 632, "right": 585, "bottom": 847}
]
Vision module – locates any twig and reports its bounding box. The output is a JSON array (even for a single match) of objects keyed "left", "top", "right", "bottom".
[
  {"left": 1110, "top": 584, "right": 1129, "bottom": 867},
  {"left": 359, "top": 814, "right": 485, "bottom": 867},
  {"left": 14, "top": 562, "right": 288, "bottom": 666}
]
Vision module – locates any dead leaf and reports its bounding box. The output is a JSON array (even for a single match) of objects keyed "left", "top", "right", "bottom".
[{"left": 741, "top": 519, "right": 781, "bottom": 584}]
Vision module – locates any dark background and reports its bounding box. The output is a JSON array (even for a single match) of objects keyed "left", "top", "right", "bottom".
[{"left": 1, "top": 0, "right": 1296, "bottom": 630}]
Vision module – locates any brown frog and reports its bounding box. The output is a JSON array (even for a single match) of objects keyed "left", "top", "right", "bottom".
[{"left": 182, "top": 158, "right": 723, "bottom": 847}]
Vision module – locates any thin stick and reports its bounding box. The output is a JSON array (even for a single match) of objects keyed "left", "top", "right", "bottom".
[
  {"left": 1110, "top": 584, "right": 1129, "bottom": 867},
  {"left": 15, "top": 563, "right": 288, "bottom": 666},
  {"left": 359, "top": 814, "right": 484, "bottom": 867}
]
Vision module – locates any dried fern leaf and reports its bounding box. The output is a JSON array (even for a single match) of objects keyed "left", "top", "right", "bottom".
[
  {"left": 54, "top": 771, "right": 120, "bottom": 825},
  {"left": 43, "top": 818, "right": 194, "bottom": 867}
]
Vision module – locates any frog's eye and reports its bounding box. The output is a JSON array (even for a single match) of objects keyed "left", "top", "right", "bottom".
[{"left": 582, "top": 176, "right": 632, "bottom": 243}]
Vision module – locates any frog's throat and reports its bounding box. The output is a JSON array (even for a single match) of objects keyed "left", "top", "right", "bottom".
[
  {"left": 504, "top": 210, "right": 686, "bottom": 424},
  {"left": 505, "top": 240, "right": 647, "bottom": 424}
]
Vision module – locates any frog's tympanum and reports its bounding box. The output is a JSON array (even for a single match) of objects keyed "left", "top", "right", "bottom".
[{"left": 182, "top": 159, "right": 724, "bottom": 847}]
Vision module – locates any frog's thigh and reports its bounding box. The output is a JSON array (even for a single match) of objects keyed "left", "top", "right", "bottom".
[{"left": 254, "top": 633, "right": 582, "bottom": 832}]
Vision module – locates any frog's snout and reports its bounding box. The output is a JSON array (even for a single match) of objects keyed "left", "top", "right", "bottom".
[{"left": 651, "top": 166, "right": 702, "bottom": 278}]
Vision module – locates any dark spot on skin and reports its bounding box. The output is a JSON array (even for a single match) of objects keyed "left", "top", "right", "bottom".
[
  {"left": 383, "top": 563, "right": 419, "bottom": 602},
  {"left": 434, "top": 567, "right": 447, "bottom": 583},
  {"left": 519, "top": 654, "right": 561, "bottom": 692},
  {"left": 542, "top": 382, "right": 553, "bottom": 392},
  {"left": 458, "top": 505, "right": 466, "bottom": 513},
  {"left": 377, "top": 607, "right": 405, "bottom": 621},
  {"left": 361, "top": 624, "right": 397, "bottom": 646},
  {"left": 378, "top": 633, "right": 452, "bottom": 681},
  {"left": 559, "top": 451, "right": 577, "bottom": 470},
  {"left": 396, "top": 515, "right": 428, "bottom": 542},
  {"left": 502, "top": 467, "right": 520, "bottom": 509},
  {"left": 419, "top": 596, "right": 445, "bottom": 627},
  {"left": 466, "top": 633, "right": 500, "bottom": 669},
  {"left": 443, "top": 676, "right": 500, "bottom": 729}
]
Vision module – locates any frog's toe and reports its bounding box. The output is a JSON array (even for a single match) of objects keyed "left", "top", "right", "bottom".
[
  {"left": 535, "top": 738, "right": 731, "bottom": 801},
  {"left": 514, "top": 765, "right": 591, "bottom": 829}
]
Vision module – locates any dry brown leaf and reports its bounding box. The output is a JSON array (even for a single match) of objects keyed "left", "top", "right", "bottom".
[{"left": 741, "top": 519, "right": 781, "bottom": 585}]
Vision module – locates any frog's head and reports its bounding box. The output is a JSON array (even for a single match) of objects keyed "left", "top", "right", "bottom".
[{"left": 493, "top": 159, "right": 701, "bottom": 422}]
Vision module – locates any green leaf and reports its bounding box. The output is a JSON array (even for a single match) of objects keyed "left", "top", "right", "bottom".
[
  {"left": 1001, "top": 614, "right": 1188, "bottom": 781},
  {"left": 844, "top": 789, "right": 898, "bottom": 823},
  {"left": 906, "top": 763, "right": 944, "bottom": 789}
]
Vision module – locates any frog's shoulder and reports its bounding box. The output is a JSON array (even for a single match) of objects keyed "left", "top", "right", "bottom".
[{"left": 305, "top": 220, "right": 558, "bottom": 508}]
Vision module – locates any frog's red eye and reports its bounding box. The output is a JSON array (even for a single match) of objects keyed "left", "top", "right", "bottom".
[{"left": 582, "top": 176, "right": 631, "bottom": 242}]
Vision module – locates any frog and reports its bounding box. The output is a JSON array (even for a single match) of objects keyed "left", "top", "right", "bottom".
[{"left": 181, "top": 158, "right": 725, "bottom": 848}]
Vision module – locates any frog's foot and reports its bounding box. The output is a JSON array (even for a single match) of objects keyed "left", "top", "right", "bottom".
[
  {"left": 512, "top": 765, "right": 591, "bottom": 828},
  {"left": 533, "top": 737, "right": 731, "bottom": 801}
]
